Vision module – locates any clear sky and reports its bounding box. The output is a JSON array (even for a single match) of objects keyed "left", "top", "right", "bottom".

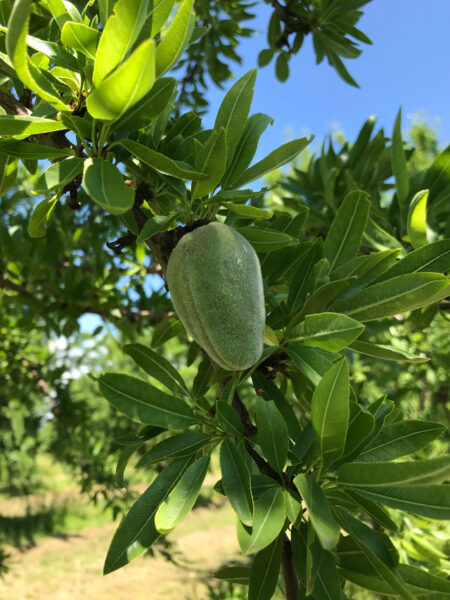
[{"left": 203, "top": 0, "right": 450, "bottom": 159}]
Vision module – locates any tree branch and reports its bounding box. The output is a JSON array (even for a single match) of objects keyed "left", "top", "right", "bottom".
[{"left": 282, "top": 533, "right": 299, "bottom": 600}]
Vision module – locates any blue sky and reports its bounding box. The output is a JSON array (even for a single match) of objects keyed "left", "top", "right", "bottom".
[{"left": 204, "top": 0, "right": 450, "bottom": 159}]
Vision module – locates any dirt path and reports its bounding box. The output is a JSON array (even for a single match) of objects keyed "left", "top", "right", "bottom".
[{"left": 0, "top": 502, "right": 241, "bottom": 600}]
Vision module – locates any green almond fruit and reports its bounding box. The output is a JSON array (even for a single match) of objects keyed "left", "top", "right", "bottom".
[{"left": 166, "top": 222, "right": 265, "bottom": 371}]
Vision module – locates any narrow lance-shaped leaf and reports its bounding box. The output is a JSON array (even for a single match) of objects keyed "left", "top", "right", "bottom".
[
  {"left": 135, "top": 212, "right": 178, "bottom": 245},
  {"left": 124, "top": 343, "right": 188, "bottom": 397},
  {"left": 137, "top": 431, "right": 211, "bottom": 467},
  {"left": 93, "top": 0, "right": 150, "bottom": 86},
  {"left": 338, "top": 456, "right": 450, "bottom": 488},
  {"left": 373, "top": 239, "right": 450, "bottom": 282},
  {"left": 0, "top": 139, "right": 73, "bottom": 160},
  {"left": 46, "top": 0, "right": 82, "bottom": 29},
  {"left": 98, "top": 373, "right": 196, "bottom": 430},
  {"left": 237, "top": 487, "right": 285, "bottom": 554},
  {"left": 191, "top": 128, "right": 227, "bottom": 200},
  {"left": 289, "top": 312, "right": 365, "bottom": 352},
  {"left": 248, "top": 533, "right": 283, "bottom": 600},
  {"left": 0, "top": 156, "right": 18, "bottom": 195},
  {"left": 323, "top": 190, "right": 371, "bottom": 272},
  {"left": 83, "top": 158, "right": 134, "bottom": 215},
  {"left": 391, "top": 108, "right": 409, "bottom": 209},
  {"left": 87, "top": 39, "right": 156, "bottom": 122},
  {"left": 353, "top": 485, "right": 450, "bottom": 520},
  {"left": 155, "top": 0, "right": 194, "bottom": 77},
  {"left": 232, "top": 137, "right": 313, "bottom": 189},
  {"left": 331, "top": 272, "right": 450, "bottom": 321},
  {"left": 236, "top": 227, "right": 295, "bottom": 252},
  {"left": 311, "top": 358, "right": 349, "bottom": 464},
  {"left": 294, "top": 474, "right": 340, "bottom": 550},
  {"left": 214, "top": 69, "right": 257, "bottom": 165},
  {"left": 119, "top": 138, "right": 208, "bottom": 180},
  {"left": 349, "top": 340, "right": 429, "bottom": 364},
  {"left": 357, "top": 420, "right": 445, "bottom": 462},
  {"left": 336, "top": 508, "right": 414, "bottom": 600},
  {"left": 104, "top": 457, "right": 191, "bottom": 573},
  {"left": 220, "top": 440, "right": 253, "bottom": 526},
  {"left": 254, "top": 397, "right": 288, "bottom": 475},
  {"left": 155, "top": 454, "right": 210, "bottom": 533},
  {"left": 0, "top": 115, "right": 66, "bottom": 137},
  {"left": 407, "top": 189, "right": 428, "bottom": 249},
  {"left": 6, "top": 0, "right": 68, "bottom": 110},
  {"left": 222, "top": 202, "right": 273, "bottom": 220},
  {"left": 223, "top": 113, "right": 273, "bottom": 188}
]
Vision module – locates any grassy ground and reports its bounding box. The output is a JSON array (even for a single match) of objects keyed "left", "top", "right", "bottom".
[{"left": 0, "top": 456, "right": 247, "bottom": 600}]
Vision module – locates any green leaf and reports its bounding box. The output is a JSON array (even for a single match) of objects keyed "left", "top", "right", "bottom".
[
  {"left": 357, "top": 420, "right": 445, "bottom": 462},
  {"left": 286, "top": 343, "right": 334, "bottom": 386},
  {"left": 289, "top": 312, "right": 365, "bottom": 352},
  {"left": 338, "top": 456, "right": 450, "bottom": 488},
  {"left": 0, "top": 115, "right": 66, "bottom": 137},
  {"left": 323, "top": 190, "right": 371, "bottom": 272},
  {"left": 82, "top": 158, "right": 134, "bottom": 215},
  {"left": 155, "top": 0, "right": 194, "bottom": 77},
  {"left": 354, "top": 485, "right": 450, "bottom": 520},
  {"left": 364, "top": 217, "right": 406, "bottom": 255},
  {"left": 237, "top": 487, "right": 285, "bottom": 554},
  {"left": 223, "top": 113, "right": 273, "bottom": 188},
  {"left": 155, "top": 454, "right": 209, "bottom": 533},
  {"left": 214, "top": 69, "right": 257, "bottom": 165},
  {"left": 216, "top": 402, "right": 243, "bottom": 437},
  {"left": 111, "top": 77, "right": 177, "bottom": 133},
  {"left": 220, "top": 440, "right": 253, "bottom": 526},
  {"left": 311, "top": 358, "right": 349, "bottom": 464},
  {"left": 119, "top": 138, "right": 207, "bottom": 180},
  {"left": 34, "top": 157, "right": 84, "bottom": 193},
  {"left": 275, "top": 52, "right": 289, "bottom": 82},
  {"left": 235, "top": 227, "right": 295, "bottom": 252},
  {"left": 407, "top": 189, "right": 428, "bottom": 249},
  {"left": 6, "top": 0, "right": 68, "bottom": 110},
  {"left": 115, "top": 445, "right": 136, "bottom": 487},
  {"left": 137, "top": 431, "right": 211, "bottom": 467},
  {"left": 349, "top": 340, "right": 429, "bottom": 363},
  {"left": 397, "top": 564, "right": 450, "bottom": 596},
  {"left": 341, "top": 402, "right": 375, "bottom": 462},
  {"left": 87, "top": 39, "right": 156, "bottom": 122},
  {"left": 293, "top": 474, "right": 340, "bottom": 550},
  {"left": 151, "top": 316, "right": 184, "bottom": 347},
  {"left": 328, "top": 51, "right": 360, "bottom": 87},
  {"left": 140, "top": 0, "right": 176, "bottom": 40},
  {"left": 60, "top": 21, "right": 99, "bottom": 60},
  {"left": 296, "top": 278, "right": 353, "bottom": 320},
  {"left": 221, "top": 202, "right": 273, "bottom": 220},
  {"left": 191, "top": 127, "right": 227, "bottom": 200},
  {"left": 374, "top": 239, "right": 450, "bottom": 282},
  {"left": 391, "top": 108, "right": 409, "bottom": 209},
  {"left": 214, "top": 566, "right": 250, "bottom": 585},
  {"left": 248, "top": 534, "right": 283, "bottom": 600},
  {"left": 336, "top": 508, "right": 415, "bottom": 600},
  {"left": 104, "top": 457, "right": 191, "bottom": 573},
  {"left": 0, "top": 139, "right": 73, "bottom": 159},
  {"left": 232, "top": 137, "right": 312, "bottom": 188},
  {"left": 344, "top": 489, "right": 399, "bottom": 531},
  {"left": 27, "top": 196, "right": 58, "bottom": 238},
  {"left": 254, "top": 397, "right": 288, "bottom": 475},
  {"left": 46, "top": 0, "right": 82, "bottom": 29},
  {"left": 135, "top": 212, "right": 178, "bottom": 244},
  {"left": 0, "top": 155, "right": 18, "bottom": 195},
  {"left": 287, "top": 240, "right": 323, "bottom": 313},
  {"left": 98, "top": 373, "right": 195, "bottom": 430},
  {"left": 93, "top": 0, "right": 150, "bottom": 86},
  {"left": 331, "top": 273, "right": 450, "bottom": 321},
  {"left": 123, "top": 343, "right": 188, "bottom": 397}
]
